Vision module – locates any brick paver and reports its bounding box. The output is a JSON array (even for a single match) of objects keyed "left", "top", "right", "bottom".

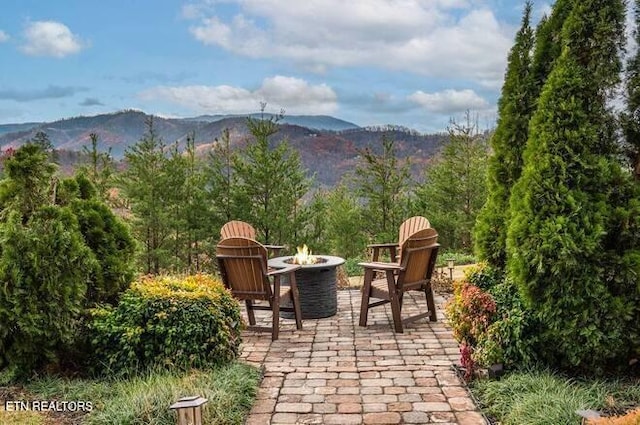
[{"left": 240, "top": 290, "right": 486, "bottom": 424}]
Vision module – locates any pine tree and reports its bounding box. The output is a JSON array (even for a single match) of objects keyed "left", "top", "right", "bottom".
[
  {"left": 506, "top": 0, "right": 635, "bottom": 372},
  {"left": 475, "top": 3, "right": 535, "bottom": 268},
  {"left": 119, "top": 117, "right": 172, "bottom": 274},
  {"left": 233, "top": 114, "right": 311, "bottom": 245},
  {"left": 205, "top": 128, "right": 246, "bottom": 233},
  {"left": 353, "top": 135, "right": 411, "bottom": 242},
  {"left": 416, "top": 114, "right": 489, "bottom": 251},
  {"left": 81, "top": 133, "right": 115, "bottom": 201}
]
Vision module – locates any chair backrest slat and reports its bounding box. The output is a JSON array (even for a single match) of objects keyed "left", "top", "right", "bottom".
[
  {"left": 216, "top": 237, "right": 270, "bottom": 300},
  {"left": 220, "top": 220, "right": 257, "bottom": 240},
  {"left": 398, "top": 216, "right": 430, "bottom": 249},
  {"left": 400, "top": 228, "right": 439, "bottom": 285}
]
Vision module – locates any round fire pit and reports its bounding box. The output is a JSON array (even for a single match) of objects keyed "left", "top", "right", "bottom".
[{"left": 269, "top": 255, "right": 345, "bottom": 319}]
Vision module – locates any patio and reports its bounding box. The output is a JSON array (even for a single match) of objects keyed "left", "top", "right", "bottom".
[{"left": 240, "top": 289, "right": 486, "bottom": 425}]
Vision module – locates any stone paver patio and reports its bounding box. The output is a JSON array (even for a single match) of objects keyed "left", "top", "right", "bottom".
[{"left": 240, "top": 289, "right": 486, "bottom": 425}]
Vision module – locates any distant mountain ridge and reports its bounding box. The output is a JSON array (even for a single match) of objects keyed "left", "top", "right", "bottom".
[
  {"left": 186, "top": 113, "right": 359, "bottom": 131},
  {"left": 0, "top": 110, "right": 444, "bottom": 186}
]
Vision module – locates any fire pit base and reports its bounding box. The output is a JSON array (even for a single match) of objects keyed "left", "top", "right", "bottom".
[{"left": 269, "top": 255, "right": 345, "bottom": 320}]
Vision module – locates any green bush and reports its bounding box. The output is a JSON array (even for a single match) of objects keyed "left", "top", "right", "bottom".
[
  {"left": 55, "top": 175, "right": 136, "bottom": 306},
  {"left": 475, "top": 278, "right": 539, "bottom": 369},
  {"left": 71, "top": 198, "right": 136, "bottom": 305},
  {"left": 466, "top": 263, "right": 503, "bottom": 291},
  {"left": 0, "top": 207, "right": 98, "bottom": 378},
  {"left": 89, "top": 275, "right": 242, "bottom": 375}
]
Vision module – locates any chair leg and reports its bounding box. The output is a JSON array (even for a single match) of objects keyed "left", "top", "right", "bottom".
[
  {"left": 245, "top": 300, "right": 256, "bottom": 325},
  {"left": 359, "top": 268, "right": 374, "bottom": 327},
  {"left": 290, "top": 275, "right": 303, "bottom": 330},
  {"left": 271, "top": 294, "right": 280, "bottom": 341},
  {"left": 425, "top": 287, "right": 437, "bottom": 321},
  {"left": 387, "top": 270, "right": 403, "bottom": 333}
]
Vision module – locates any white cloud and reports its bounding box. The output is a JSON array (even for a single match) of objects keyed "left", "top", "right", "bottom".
[
  {"left": 187, "top": 0, "right": 513, "bottom": 86},
  {"left": 21, "top": 21, "right": 85, "bottom": 58},
  {"left": 409, "top": 88, "right": 489, "bottom": 114},
  {"left": 140, "top": 75, "right": 338, "bottom": 114},
  {"left": 0, "top": 30, "right": 9, "bottom": 43}
]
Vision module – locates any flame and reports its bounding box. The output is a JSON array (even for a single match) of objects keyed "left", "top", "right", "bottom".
[{"left": 292, "top": 244, "right": 318, "bottom": 265}]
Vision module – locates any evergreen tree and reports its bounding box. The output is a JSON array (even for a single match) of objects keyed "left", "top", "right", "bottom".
[
  {"left": 325, "top": 183, "right": 368, "bottom": 258},
  {"left": 119, "top": 117, "right": 172, "bottom": 274},
  {"left": 623, "top": 0, "right": 640, "bottom": 180},
  {"left": 353, "top": 135, "right": 411, "bottom": 242},
  {"left": 506, "top": 0, "right": 636, "bottom": 372},
  {"left": 182, "top": 133, "right": 212, "bottom": 271},
  {"left": 0, "top": 143, "right": 56, "bottom": 221},
  {"left": 475, "top": 3, "right": 535, "bottom": 268},
  {"left": 416, "top": 114, "right": 489, "bottom": 251},
  {"left": 204, "top": 128, "right": 246, "bottom": 234},
  {"left": 233, "top": 114, "right": 311, "bottom": 246},
  {"left": 81, "top": 133, "right": 115, "bottom": 201},
  {"left": 531, "top": 0, "right": 574, "bottom": 94}
]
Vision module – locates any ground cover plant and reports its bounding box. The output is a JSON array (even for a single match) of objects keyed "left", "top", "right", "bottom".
[
  {"left": 0, "top": 363, "right": 260, "bottom": 425},
  {"left": 472, "top": 369, "right": 640, "bottom": 425}
]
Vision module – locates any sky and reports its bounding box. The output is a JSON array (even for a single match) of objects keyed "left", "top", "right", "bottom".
[{"left": 0, "top": 0, "right": 554, "bottom": 133}]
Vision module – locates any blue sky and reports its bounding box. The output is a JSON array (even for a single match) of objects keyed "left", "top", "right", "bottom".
[{"left": 0, "top": 0, "right": 552, "bottom": 132}]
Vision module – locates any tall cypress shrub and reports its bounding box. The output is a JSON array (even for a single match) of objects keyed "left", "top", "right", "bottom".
[
  {"left": 530, "top": 0, "right": 574, "bottom": 94},
  {"left": 506, "top": 0, "right": 635, "bottom": 373},
  {"left": 475, "top": 3, "right": 535, "bottom": 268},
  {"left": 624, "top": 0, "right": 640, "bottom": 179}
]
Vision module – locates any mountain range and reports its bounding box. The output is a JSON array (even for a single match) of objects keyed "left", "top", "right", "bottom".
[{"left": 0, "top": 110, "right": 445, "bottom": 186}]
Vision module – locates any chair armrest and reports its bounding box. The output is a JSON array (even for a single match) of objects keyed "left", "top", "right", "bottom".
[
  {"left": 367, "top": 243, "right": 399, "bottom": 262},
  {"left": 264, "top": 244, "right": 286, "bottom": 250},
  {"left": 267, "top": 264, "right": 301, "bottom": 276},
  {"left": 367, "top": 242, "right": 399, "bottom": 249},
  {"left": 358, "top": 261, "right": 402, "bottom": 271}
]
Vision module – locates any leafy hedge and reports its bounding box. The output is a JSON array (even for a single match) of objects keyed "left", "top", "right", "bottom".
[
  {"left": 446, "top": 264, "right": 539, "bottom": 375},
  {"left": 89, "top": 275, "right": 242, "bottom": 375}
]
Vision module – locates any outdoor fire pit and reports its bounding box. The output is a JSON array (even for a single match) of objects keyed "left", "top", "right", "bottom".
[{"left": 269, "top": 245, "right": 345, "bottom": 319}]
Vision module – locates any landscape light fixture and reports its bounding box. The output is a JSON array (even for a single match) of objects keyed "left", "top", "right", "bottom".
[
  {"left": 447, "top": 259, "right": 455, "bottom": 282},
  {"left": 169, "top": 396, "right": 208, "bottom": 425}
]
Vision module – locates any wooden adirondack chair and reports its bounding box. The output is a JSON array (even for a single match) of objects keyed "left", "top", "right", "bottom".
[
  {"left": 220, "top": 220, "right": 285, "bottom": 257},
  {"left": 216, "top": 237, "right": 302, "bottom": 340},
  {"left": 368, "top": 216, "right": 431, "bottom": 262},
  {"left": 359, "top": 228, "right": 439, "bottom": 333}
]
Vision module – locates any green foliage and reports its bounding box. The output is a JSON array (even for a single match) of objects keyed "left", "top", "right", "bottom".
[
  {"left": 88, "top": 275, "right": 242, "bottom": 375},
  {"left": 118, "top": 117, "right": 173, "bottom": 274},
  {"left": 465, "top": 263, "right": 503, "bottom": 291},
  {"left": 0, "top": 207, "right": 97, "bottom": 377},
  {"left": 475, "top": 278, "right": 539, "bottom": 369},
  {"left": 70, "top": 197, "right": 136, "bottom": 305},
  {"left": 19, "top": 363, "right": 260, "bottom": 425},
  {"left": 353, "top": 135, "right": 411, "bottom": 243},
  {"left": 475, "top": 3, "right": 535, "bottom": 268},
  {"left": 623, "top": 0, "right": 640, "bottom": 179},
  {"left": 0, "top": 143, "right": 56, "bottom": 220},
  {"left": 80, "top": 133, "right": 115, "bottom": 201},
  {"left": 472, "top": 369, "right": 640, "bottom": 425},
  {"left": 233, "top": 114, "right": 312, "bottom": 246},
  {"left": 204, "top": 128, "right": 244, "bottom": 229},
  {"left": 416, "top": 114, "right": 489, "bottom": 251},
  {"left": 506, "top": 0, "right": 638, "bottom": 374},
  {"left": 530, "top": 0, "right": 573, "bottom": 95},
  {"left": 323, "top": 184, "right": 368, "bottom": 258}
]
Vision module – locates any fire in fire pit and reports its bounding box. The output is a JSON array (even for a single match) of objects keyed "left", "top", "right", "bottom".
[{"left": 290, "top": 244, "right": 324, "bottom": 265}]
